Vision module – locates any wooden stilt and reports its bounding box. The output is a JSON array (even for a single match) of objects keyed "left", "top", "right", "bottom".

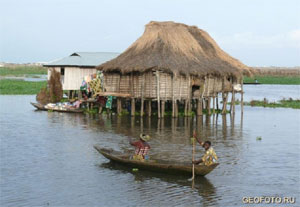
[
  {"left": 147, "top": 100, "right": 151, "bottom": 117},
  {"left": 197, "top": 98, "right": 203, "bottom": 116},
  {"left": 212, "top": 96, "right": 216, "bottom": 114},
  {"left": 232, "top": 91, "right": 236, "bottom": 114},
  {"left": 117, "top": 98, "right": 122, "bottom": 115},
  {"left": 140, "top": 74, "right": 145, "bottom": 117},
  {"left": 161, "top": 100, "right": 165, "bottom": 118},
  {"left": 131, "top": 98, "right": 135, "bottom": 116},
  {"left": 140, "top": 99, "right": 144, "bottom": 117},
  {"left": 172, "top": 75, "right": 175, "bottom": 118},
  {"left": 156, "top": 71, "right": 161, "bottom": 118},
  {"left": 175, "top": 100, "right": 178, "bottom": 117},
  {"left": 184, "top": 99, "right": 188, "bottom": 116},
  {"left": 241, "top": 81, "right": 244, "bottom": 115},
  {"left": 207, "top": 97, "right": 211, "bottom": 115},
  {"left": 222, "top": 92, "right": 228, "bottom": 114},
  {"left": 216, "top": 94, "right": 219, "bottom": 110}
]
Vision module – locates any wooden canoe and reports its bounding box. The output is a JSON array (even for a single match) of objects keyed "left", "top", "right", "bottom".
[
  {"left": 31, "top": 102, "right": 84, "bottom": 113},
  {"left": 94, "top": 145, "right": 219, "bottom": 176}
]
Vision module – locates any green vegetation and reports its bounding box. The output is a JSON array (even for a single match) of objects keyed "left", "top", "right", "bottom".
[
  {"left": 246, "top": 99, "right": 300, "bottom": 109},
  {"left": 0, "top": 79, "right": 47, "bottom": 95},
  {"left": 0, "top": 66, "right": 47, "bottom": 77},
  {"left": 228, "top": 98, "right": 300, "bottom": 109},
  {"left": 243, "top": 76, "right": 300, "bottom": 85}
]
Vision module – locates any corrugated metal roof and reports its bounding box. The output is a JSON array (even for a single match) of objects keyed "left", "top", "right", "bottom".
[{"left": 44, "top": 52, "right": 119, "bottom": 67}]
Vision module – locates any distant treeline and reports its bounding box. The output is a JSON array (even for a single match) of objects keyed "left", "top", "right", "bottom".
[{"left": 252, "top": 67, "right": 300, "bottom": 77}]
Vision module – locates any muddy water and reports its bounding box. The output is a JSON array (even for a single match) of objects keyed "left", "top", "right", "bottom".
[{"left": 0, "top": 95, "right": 299, "bottom": 207}]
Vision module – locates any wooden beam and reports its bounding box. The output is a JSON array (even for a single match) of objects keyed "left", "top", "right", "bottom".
[{"left": 197, "top": 98, "right": 203, "bottom": 116}]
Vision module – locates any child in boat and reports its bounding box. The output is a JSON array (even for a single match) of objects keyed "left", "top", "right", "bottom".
[
  {"left": 130, "top": 134, "right": 151, "bottom": 161},
  {"left": 192, "top": 135, "right": 218, "bottom": 166}
]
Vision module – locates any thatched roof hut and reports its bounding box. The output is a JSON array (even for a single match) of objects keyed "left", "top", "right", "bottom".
[
  {"left": 96, "top": 21, "right": 251, "bottom": 117},
  {"left": 97, "top": 21, "right": 252, "bottom": 77}
]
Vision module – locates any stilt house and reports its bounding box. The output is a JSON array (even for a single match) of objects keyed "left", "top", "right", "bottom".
[{"left": 97, "top": 21, "right": 252, "bottom": 117}]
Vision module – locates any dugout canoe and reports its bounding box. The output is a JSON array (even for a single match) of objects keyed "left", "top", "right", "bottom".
[
  {"left": 94, "top": 145, "right": 218, "bottom": 176},
  {"left": 31, "top": 102, "right": 84, "bottom": 113}
]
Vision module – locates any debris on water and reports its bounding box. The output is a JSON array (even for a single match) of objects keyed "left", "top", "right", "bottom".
[
  {"left": 132, "top": 168, "right": 139, "bottom": 172},
  {"left": 256, "top": 136, "right": 262, "bottom": 141}
]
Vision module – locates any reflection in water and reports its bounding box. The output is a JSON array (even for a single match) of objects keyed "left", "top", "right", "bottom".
[
  {"left": 1, "top": 95, "right": 299, "bottom": 207},
  {"left": 100, "top": 162, "right": 218, "bottom": 206}
]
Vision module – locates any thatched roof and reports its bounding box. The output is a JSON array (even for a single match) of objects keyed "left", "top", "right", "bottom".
[{"left": 97, "top": 21, "right": 252, "bottom": 77}]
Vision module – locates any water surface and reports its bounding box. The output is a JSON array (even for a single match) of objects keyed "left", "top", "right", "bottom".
[{"left": 0, "top": 92, "right": 299, "bottom": 206}]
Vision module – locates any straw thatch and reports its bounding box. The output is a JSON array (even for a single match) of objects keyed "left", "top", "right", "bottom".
[{"left": 97, "top": 21, "right": 252, "bottom": 77}]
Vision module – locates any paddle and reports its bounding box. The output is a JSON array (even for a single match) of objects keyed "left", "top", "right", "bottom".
[{"left": 188, "top": 130, "right": 197, "bottom": 182}]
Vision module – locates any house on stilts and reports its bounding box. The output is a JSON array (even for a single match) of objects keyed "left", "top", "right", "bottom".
[
  {"left": 97, "top": 21, "right": 253, "bottom": 117},
  {"left": 44, "top": 52, "right": 119, "bottom": 97}
]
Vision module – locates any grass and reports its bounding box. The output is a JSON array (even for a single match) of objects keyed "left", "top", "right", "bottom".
[
  {"left": 228, "top": 98, "right": 300, "bottom": 109},
  {"left": 0, "top": 79, "right": 47, "bottom": 95},
  {"left": 0, "top": 66, "right": 47, "bottom": 77},
  {"left": 243, "top": 75, "right": 300, "bottom": 85}
]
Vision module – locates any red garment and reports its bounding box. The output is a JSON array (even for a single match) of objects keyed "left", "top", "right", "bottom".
[{"left": 131, "top": 141, "right": 150, "bottom": 157}]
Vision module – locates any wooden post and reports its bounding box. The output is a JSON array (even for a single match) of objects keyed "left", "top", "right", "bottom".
[
  {"left": 222, "top": 92, "right": 228, "bottom": 114},
  {"left": 117, "top": 98, "right": 121, "bottom": 115},
  {"left": 161, "top": 100, "right": 165, "bottom": 118},
  {"left": 197, "top": 98, "right": 203, "bottom": 116},
  {"left": 147, "top": 100, "right": 151, "bottom": 117},
  {"left": 216, "top": 94, "right": 219, "bottom": 111},
  {"left": 156, "top": 71, "right": 161, "bottom": 118},
  {"left": 212, "top": 96, "right": 216, "bottom": 114},
  {"left": 241, "top": 81, "right": 244, "bottom": 115},
  {"left": 184, "top": 99, "right": 188, "bottom": 116},
  {"left": 231, "top": 91, "right": 236, "bottom": 114},
  {"left": 172, "top": 75, "right": 175, "bottom": 118},
  {"left": 175, "top": 100, "right": 178, "bottom": 117},
  {"left": 130, "top": 72, "right": 135, "bottom": 116},
  {"left": 187, "top": 75, "right": 192, "bottom": 116},
  {"left": 131, "top": 98, "right": 135, "bottom": 116},
  {"left": 207, "top": 97, "right": 211, "bottom": 115},
  {"left": 140, "top": 74, "right": 145, "bottom": 117}
]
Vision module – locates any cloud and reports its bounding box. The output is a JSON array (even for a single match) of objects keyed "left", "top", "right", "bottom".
[{"left": 214, "top": 29, "right": 300, "bottom": 49}]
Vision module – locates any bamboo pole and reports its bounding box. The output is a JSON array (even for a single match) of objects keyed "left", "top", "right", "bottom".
[
  {"left": 156, "top": 71, "right": 161, "bottom": 118},
  {"left": 197, "top": 99, "right": 203, "bottom": 116}
]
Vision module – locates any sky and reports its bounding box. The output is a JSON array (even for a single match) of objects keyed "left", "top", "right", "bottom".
[{"left": 0, "top": 0, "right": 299, "bottom": 66}]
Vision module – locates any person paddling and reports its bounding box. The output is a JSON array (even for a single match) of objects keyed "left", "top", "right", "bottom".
[
  {"left": 192, "top": 133, "right": 218, "bottom": 166},
  {"left": 130, "top": 134, "right": 151, "bottom": 161}
]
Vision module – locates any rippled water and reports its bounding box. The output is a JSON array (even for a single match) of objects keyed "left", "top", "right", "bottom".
[{"left": 0, "top": 90, "right": 299, "bottom": 206}]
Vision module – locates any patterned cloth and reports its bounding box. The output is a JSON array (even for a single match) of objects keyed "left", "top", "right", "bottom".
[
  {"left": 131, "top": 140, "right": 150, "bottom": 161},
  {"left": 89, "top": 78, "right": 102, "bottom": 97},
  {"left": 106, "top": 96, "right": 113, "bottom": 109},
  {"left": 202, "top": 147, "right": 218, "bottom": 166}
]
